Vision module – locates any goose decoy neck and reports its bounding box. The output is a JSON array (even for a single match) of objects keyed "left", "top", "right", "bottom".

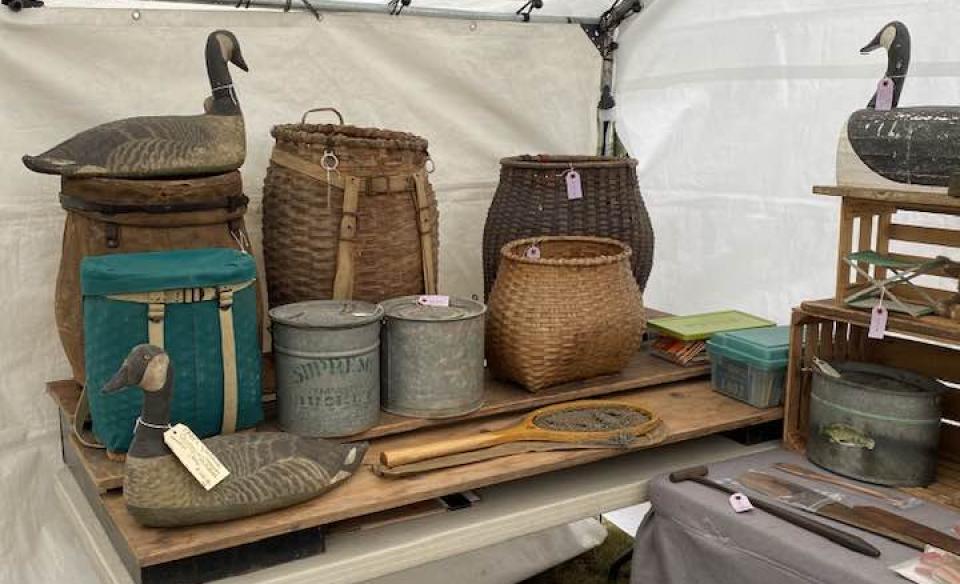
[
  {"left": 863, "top": 21, "right": 910, "bottom": 109},
  {"left": 206, "top": 30, "right": 247, "bottom": 116},
  {"left": 127, "top": 363, "right": 175, "bottom": 458}
]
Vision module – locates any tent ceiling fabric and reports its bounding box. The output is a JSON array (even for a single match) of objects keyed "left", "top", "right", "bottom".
[
  {"left": 0, "top": 7, "right": 599, "bottom": 582},
  {"left": 614, "top": 0, "right": 960, "bottom": 323}
]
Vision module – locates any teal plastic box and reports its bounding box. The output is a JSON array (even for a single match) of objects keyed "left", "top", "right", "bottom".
[
  {"left": 706, "top": 326, "right": 790, "bottom": 408},
  {"left": 82, "top": 248, "right": 263, "bottom": 452}
]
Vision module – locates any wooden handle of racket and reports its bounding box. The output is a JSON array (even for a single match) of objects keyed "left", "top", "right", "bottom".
[{"left": 380, "top": 432, "right": 507, "bottom": 468}]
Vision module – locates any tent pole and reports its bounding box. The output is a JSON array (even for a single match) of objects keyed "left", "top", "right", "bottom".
[
  {"left": 153, "top": 0, "right": 601, "bottom": 24},
  {"left": 591, "top": 0, "right": 643, "bottom": 156}
]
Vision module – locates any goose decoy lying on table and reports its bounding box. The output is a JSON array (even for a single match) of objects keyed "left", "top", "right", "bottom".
[
  {"left": 837, "top": 21, "right": 960, "bottom": 194},
  {"left": 103, "top": 345, "right": 366, "bottom": 528},
  {"left": 22, "top": 30, "right": 248, "bottom": 179}
]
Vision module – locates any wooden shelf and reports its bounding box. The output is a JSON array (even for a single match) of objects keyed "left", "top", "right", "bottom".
[
  {"left": 55, "top": 377, "right": 781, "bottom": 574},
  {"left": 813, "top": 185, "right": 960, "bottom": 213},
  {"left": 49, "top": 348, "right": 710, "bottom": 492},
  {"left": 801, "top": 298, "right": 960, "bottom": 344}
]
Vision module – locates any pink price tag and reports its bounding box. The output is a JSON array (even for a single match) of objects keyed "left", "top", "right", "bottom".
[
  {"left": 565, "top": 170, "right": 583, "bottom": 200},
  {"left": 868, "top": 304, "right": 888, "bottom": 339},
  {"left": 417, "top": 295, "right": 450, "bottom": 307},
  {"left": 524, "top": 245, "right": 541, "bottom": 260},
  {"left": 875, "top": 77, "right": 894, "bottom": 111},
  {"left": 729, "top": 493, "right": 754, "bottom": 513}
]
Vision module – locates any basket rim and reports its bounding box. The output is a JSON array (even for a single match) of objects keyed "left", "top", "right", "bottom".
[
  {"left": 500, "top": 155, "right": 637, "bottom": 169},
  {"left": 500, "top": 235, "right": 632, "bottom": 267},
  {"left": 271, "top": 123, "right": 428, "bottom": 152}
]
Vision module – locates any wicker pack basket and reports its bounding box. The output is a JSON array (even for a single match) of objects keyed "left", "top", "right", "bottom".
[
  {"left": 262, "top": 109, "right": 438, "bottom": 307},
  {"left": 482, "top": 155, "right": 654, "bottom": 300},
  {"left": 486, "top": 236, "right": 646, "bottom": 391}
]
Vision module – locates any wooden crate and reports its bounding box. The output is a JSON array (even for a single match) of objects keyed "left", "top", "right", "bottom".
[
  {"left": 783, "top": 302, "right": 960, "bottom": 508},
  {"left": 814, "top": 186, "right": 960, "bottom": 310}
]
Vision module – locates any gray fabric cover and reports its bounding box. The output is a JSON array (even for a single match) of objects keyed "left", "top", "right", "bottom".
[{"left": 631, "top": 447, "right": 958, "bottom": 584}]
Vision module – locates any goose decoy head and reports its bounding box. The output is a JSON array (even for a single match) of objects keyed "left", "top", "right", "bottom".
[
  {"left": 102, "top": 345, "right": 170, "bottom": 394},
  {"left": 861, "top": 21, "right": 907, "bottom": 54},
  {"left": 211, "top": 30, "right": 248, "bottom": 72}
]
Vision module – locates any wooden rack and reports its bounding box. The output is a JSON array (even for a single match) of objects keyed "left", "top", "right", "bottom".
[{"left": 785, "top": 185, "right": 960, "bottom": 511}]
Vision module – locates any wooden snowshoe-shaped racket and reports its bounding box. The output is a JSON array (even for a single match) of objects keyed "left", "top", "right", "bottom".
[{"left": 377, "top": 400, "right": 665, "bottom": 477}]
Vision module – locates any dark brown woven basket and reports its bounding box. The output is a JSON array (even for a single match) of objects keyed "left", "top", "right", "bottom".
[
  {"left": 262, "top": 111, "right": 438, "bottom": 307},
  {"left": 482, "top": 155, "right": 654, "bottom": 300},
  {"left": 486, "top": 236, "right": 646, "bottom": 392}
]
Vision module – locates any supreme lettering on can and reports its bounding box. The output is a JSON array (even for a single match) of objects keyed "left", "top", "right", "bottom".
[{"left": 270, "top": 300, "right": 383, "bottom": 437}]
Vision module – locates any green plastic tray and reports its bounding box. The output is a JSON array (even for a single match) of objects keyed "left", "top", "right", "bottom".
[{"left": 648, "top": 310, "right": 776, "bottom": 341}]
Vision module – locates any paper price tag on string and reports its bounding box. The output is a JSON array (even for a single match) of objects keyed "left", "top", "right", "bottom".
[
  {"left": 524, "top": 245, "right": 541, "bottom": 260},
  {"left": 868, "top": 304, "right": 888, "bottom": 339},
  {"left": 418, "top": 295, "right": 450, "bottom": 307},
  {"left": 729, "top": 493, "right": 754, "bottom": 513},
  {"left": 164, "top": 424, "right": 230, "bottom": 490},
  {"left": 875, "top": 77, "right": 894, "bottom": 111},
  {"left": 565, "top": 170, "right": 583, "bottom": 200}
]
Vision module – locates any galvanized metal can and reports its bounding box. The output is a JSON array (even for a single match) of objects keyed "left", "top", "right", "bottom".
[
  {"left": 381, "top": 295, "right": 486, "bottom": 418},
  {"left": 270, "top": 300, "right": 383, "bottom": 437},
  {"left": 808, "top": 361, "right": 944, "bottom": 487}
]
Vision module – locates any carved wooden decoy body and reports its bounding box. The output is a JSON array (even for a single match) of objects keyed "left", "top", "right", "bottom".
[
  {"left": 103, "top": 345, "right": 366, "bottom": 528},
  {"left": 22, "top": 30, "right": 248, "bottom": 179},
  {"left": 838, "top": 21, "right": 960, "bottom": 191}
]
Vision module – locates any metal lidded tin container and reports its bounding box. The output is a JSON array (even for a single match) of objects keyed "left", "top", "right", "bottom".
[
  {"left": 381, "top": 295, "right": 486, "bottom": 419},
  {"left": 270, "top": 300, "right": 383, "bottom": 437},
  {"left": 808, "top": 361, "right": 944, "bottom": 487}
]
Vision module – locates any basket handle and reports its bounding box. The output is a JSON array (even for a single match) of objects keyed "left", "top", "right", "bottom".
[{"left": 302, "top": 107, "right": 345, "bottom": 125}]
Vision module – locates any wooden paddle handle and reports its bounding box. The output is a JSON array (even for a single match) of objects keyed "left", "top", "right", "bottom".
[{"left": 380, "top": 432, "right": 507, "bottom": 468}]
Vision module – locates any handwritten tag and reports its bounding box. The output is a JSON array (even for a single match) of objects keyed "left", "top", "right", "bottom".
[
  {"left": 729, "top": 493, "right": 754, "bottom": 513},
  {"left": 418, "top": 295, "right": 450, "bottom": 307},
  {"left": 565, "top": 170, "right": 583, "bottom": 200},
  {"left": 524, "top": 245, "right": 541, "bottom": 260},
  {"left": 164, "top": 424, "right": 230, "bottom": 490},
  {"left": 875, "top": 77, "right": 894, "bottom": 111},
  {"left": 868, "top": 304, "right": 888, "bottom": 339}
]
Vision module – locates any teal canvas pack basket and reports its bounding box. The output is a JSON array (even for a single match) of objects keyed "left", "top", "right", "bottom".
[{"left": 80, "top": 248, "right": 263, "bottom": 453}]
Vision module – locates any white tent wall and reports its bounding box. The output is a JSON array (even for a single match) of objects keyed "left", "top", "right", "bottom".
[
  {"left": 0, "top": 6, "right": 599, "bottom": 582},
  {"left": 615, "top": 0, "right": 960, "bottom": 323}
]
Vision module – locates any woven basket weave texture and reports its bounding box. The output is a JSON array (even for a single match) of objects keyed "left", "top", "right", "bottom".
[
  {"left": 486, "top": 236, "right": 646, "bottom": 391},
  {"left": 262, "top": 123, "right": 438, "bottom": 307},
  {"left": 482, "top": 155, "right": 654, "bottom": 300}
]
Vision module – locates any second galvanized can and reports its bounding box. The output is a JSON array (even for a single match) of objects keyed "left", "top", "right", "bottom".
[
  {"left": 808, "top": 361, "right": 944, "bottom": 487},
  {"left": 381, "top": 296, "right": 486, "bottom": 419},
  {"left": 270, "top": 300, "right": 383, "bottom": 437}
]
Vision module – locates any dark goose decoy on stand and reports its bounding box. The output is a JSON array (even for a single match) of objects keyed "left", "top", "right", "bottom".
[
  {"left": 103, "top": 345, "right": 366, "bottom": 528},
  {"left": 22, "top": 30, "right": 248, "bottom": 179},
  {"left": 837, "top": 21, "right": 960, "bottom": 193}
]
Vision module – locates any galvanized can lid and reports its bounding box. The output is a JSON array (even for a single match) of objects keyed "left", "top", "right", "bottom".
[
  {"left": 381, "top": 295, "right": 486, "bottom": 322},
  {"left": 269, "top": 300, "right": 383, "bottom": 329}
]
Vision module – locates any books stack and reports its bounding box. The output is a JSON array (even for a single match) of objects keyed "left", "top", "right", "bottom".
[{"left": 648, "top": 310, "right": 775, "bottom": 367}]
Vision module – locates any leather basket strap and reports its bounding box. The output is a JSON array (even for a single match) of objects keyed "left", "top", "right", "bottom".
[
  {"left": 72, "top": 386, "right": 105, "bottom": 450},
  {"left": 106, "top": 280, "right": 253, "bottom": 304},
  {"left": 332, "top": 176, "right": 364, "bottom": 300},
  {"left": 412, "top": 170, "right": 438, "bottom": 294},
  {"left": 218, "top": 287, "right": 238, "bottom": 434},
  {"left": 270, "top": 148, "right": 414, "bottom": 193}
]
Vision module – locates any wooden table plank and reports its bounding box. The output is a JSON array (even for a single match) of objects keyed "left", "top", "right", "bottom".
[
  {"left": 813, "top": 185, "right": 960, "bottom": 213},
  {"left": 49, "top": 348, "right": 710, "bottom": 491},
  {"left": 97, "top": 381, "right": 781, "bottom": 567}
]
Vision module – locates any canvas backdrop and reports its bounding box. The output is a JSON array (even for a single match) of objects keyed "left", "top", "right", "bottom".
[{"left": 0, "top": 5, "right": 599, "bottom": 581}]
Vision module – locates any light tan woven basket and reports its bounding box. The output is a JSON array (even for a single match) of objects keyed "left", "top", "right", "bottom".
[
  {"left": 262, "top": 108, "right": 438, "bottom": 307},
  {"left": 486, "top": 236, "right": 646, "bottom": 391}
]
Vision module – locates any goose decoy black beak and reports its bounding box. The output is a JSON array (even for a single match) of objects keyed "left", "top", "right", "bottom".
[
  {"left": 102, "top": 361, "right": 136, "bottom": 394},
  {"left": 861, "top": 31, "right": 883, "bottom": 54},
  {"left": 231, "top": 49, "right": 249, "bottom": 72}
]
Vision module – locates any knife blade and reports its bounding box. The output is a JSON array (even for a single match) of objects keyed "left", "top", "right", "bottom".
[{"left": 738, "top": 470, "right": 955, "bottom": 552}]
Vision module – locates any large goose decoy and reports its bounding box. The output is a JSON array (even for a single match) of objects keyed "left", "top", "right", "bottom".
[
  {"left": 837, "top": 21, "right": 960, "bottom": 192},
  {"left": 22, "top": 30, "right": 248, "bottom": 179},
  {"left": 103, "top": 345, "right": 366, "bottom": 528}
]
